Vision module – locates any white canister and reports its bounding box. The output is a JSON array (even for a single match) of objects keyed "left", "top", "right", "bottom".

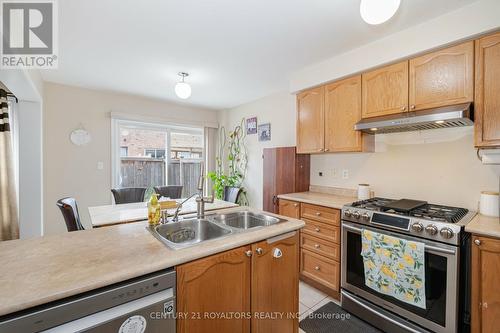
[
  {"left": 479, "top": 191, "right": 500, "bottom": 217},
  {"left": 358, "top": 184, "right": 371, "bottom": 200}
]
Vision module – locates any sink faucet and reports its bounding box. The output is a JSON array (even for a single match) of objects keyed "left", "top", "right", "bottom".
[{"left": 170, "top": 165, "right": 214, "bottom": 222}]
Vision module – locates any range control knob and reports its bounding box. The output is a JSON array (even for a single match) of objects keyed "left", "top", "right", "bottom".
[
  {"left": 425, "top": 225, "right": 438, "bottom": 236},
  {"left": 440, "top": 227, "right": 454, "bottom": 239},
  {"left": 352, "top": 211, "right": 361, "bottom": 219},
  {"left": 344, "top": 209, "right": 352, "bottom": 218},
  {"left": 411, "top": 223, "right": 424, "bottom": 232},
  {"left": 361, "top": 213, "right": 370, "bottom": 221}
]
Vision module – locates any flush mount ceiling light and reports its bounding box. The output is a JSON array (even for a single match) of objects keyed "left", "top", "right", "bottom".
[
  {"left": 175, "top": 72, "right": 192, "bottom": 99},
  {"left": 360, "top": 0, "right": 401, "bottom": 25}
]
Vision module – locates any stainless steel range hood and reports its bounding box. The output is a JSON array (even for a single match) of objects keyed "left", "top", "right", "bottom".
[{"left": 354, "top": 103, "right": 473, "bottom": 134}]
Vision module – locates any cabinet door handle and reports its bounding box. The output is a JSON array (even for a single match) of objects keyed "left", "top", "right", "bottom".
[
  {"left": 474, "top": 239, "right": 481, "bottom": 246},
  {"left": 245, "top": 250, "right": 253, "bottom": 257},
  {"left": 256, "top": 248, "right": 263, "bottom": 255},
  {"left": 315, "top": 227, "right": 321, "bottom": 232},
  {"left": 293, "top": 203, "right": 299, "bottom": 207},
  {"left": 318, "top": 148, "right": 324, "bottom": 152},
  {"left": 316, "top": 212, "right": 321, "bottom": 216},
  {"left": 401, "top": 106, "right": 407, "bottom": 111},
  {"left": 314, "top": 266, "right": 321, "bottom": 271},
  {"left": 410, "top": 105, "right": 416, "bottom": 110},
  {"left": 314, "top": 244, "right": 320, "bottom": 249},
  {"left": 324, "top": 148, "right": 330, "bottom": 152}
]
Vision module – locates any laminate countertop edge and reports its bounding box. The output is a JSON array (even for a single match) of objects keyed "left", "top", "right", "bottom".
[
  {"left": 0, "top": 206, "right": 304, "bottom": 317},
  {"left": 465, "top": 214, "right": 500, "bottom": 239},
  {"left": 277, "top": 192, "right": 357, "bottom": 210}
]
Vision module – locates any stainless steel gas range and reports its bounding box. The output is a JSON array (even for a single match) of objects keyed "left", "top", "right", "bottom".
[{"left": 340, "top": 198, "right": 476, "bottom": 333}]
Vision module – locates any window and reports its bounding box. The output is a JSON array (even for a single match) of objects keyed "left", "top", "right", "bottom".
[
  {"left": 113, "top": 119, "right": 204, "bottom": 198},
  {"left": 145, "top": 149, "right": 166, "bottom": 159}
]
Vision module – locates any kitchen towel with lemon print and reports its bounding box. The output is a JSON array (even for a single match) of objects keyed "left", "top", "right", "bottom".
[{"left": 361, "top": 229, "right": 426, "bottom": 309}]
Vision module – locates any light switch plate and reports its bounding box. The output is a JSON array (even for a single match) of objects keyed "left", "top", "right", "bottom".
[
  {"left": 97, "top": 161, "right": 104, "bottom": 170},
  {"left": 342, "top": 169, "right": 349, "bottom": 179}
]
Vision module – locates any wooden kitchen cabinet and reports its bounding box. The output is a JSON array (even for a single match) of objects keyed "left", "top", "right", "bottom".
[
  {"left": 278, "top": 199, "right": 300, "bottom": 219},
  {"left": 362, "top": 61, "right": 409, "bottom": 118},
  {"left": 176, "top": 233, "right": 299, "bottom": 333},
  {"left": 263, "top": 147, "right": 309, "bottom": 214},
  {"left": 251, "top": 233, "right": 299, "bottom": 333},
  {"left": 475, "top": 32, "right": 500, "bottom": 148},
  {"left": 299, "top": 203, "right": 341, "bottom": 299},
  {"left": 471, "top": 235, "right": 500, "bottom": 333},
  {"left": 296, "top": 87, "right": 324, "bottom": 153},
  {"left": 325, "top": 75, "right": 374, "bottom": 152},
  {"left": 176, "top": 245, "right": 251, "bottom": 333},
  {"left": 409, "top": 41, "right": 474, "bottom": 111}
]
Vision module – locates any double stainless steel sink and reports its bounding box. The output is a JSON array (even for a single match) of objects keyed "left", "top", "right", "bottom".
[{"left": 149, "top": 211, "right": 287, "bottom": 250}]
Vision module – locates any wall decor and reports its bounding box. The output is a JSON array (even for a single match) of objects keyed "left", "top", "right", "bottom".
[
  {"left": 258, "top": 123, "right": 271, "bottom": 142},
  {"left": 70, "top": 126, "right": 91, "bottom": 146},
  {"left": 246, "top": 117, "right": 257, "bottom": 135}
]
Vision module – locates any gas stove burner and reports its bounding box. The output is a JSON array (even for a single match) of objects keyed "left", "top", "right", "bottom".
[{"left": 349, "top": 197, "right": 469, "bottom": 224}]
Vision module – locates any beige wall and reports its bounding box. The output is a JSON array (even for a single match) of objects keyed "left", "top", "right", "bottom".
[
  {"left": 218, "top": 91, "right": 296, "bottom": 209},
  {"left": 43, "top": 82, "right": 217, "bottom": 235}
]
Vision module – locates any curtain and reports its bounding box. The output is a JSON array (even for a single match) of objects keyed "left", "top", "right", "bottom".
[
  {"left": 0, "top": 89, "right": 19, "bottom": 240},
  {"left": 204, "top": 126, "right": 218, "bottom": 196}
]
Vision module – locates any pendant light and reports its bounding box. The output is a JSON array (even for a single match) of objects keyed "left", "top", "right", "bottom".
[
  {"left": 175, "top": 72, "right": 192, "bottom": 99},
  {"left": 360, "top": 0, "right": 401, "bottom": 25}
]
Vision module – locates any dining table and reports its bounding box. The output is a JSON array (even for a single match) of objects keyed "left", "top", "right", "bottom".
[{"left": 88, "top": 198, "right": 239, "bottom": 228}]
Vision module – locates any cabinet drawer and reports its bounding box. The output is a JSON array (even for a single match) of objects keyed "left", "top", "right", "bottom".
[
  {"left": 278, "top": 199, "right": 300, "bottom": 219},
  {"left": 301, "top": 249, "right": 339, "bottom": 292},
  {"left": 302, "top": 219, "right": 340, "bottom": 244},
  {"left": 301, "top": 203, "right": 340, "bottom": 226},
  {"left": 300, "top": 233, "right": 340, "bottom": 261}
]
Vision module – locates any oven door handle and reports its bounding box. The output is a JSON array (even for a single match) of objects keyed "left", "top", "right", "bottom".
[{"left": 342, "top": 223, "right": 457, "bottom": 255}]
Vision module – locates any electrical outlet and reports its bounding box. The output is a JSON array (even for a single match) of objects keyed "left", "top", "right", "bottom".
[
  {"left": 332, "top": 169, "right": 338, "bottom": 178},
  {"left": 97, "top": 161, "right": 104, "bottom": 170},
  {"left": 342, "top": 169, "right": 349, "bottom": 179}
]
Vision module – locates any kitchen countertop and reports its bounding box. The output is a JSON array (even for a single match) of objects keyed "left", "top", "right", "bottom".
[
  {"left": 277, "top": 191, "right": 357, "bottom": 209},
  {"left": 0, "top": 206, "right": 304, "bottom": 317},
  {"left": 465, "top": 214, "right": 500, "bottom": 238},
  {"left": 88, "top": 198, "right": 238, "bottom": 227}
]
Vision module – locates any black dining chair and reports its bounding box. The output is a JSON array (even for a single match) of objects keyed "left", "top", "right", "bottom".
[
  {"left": 154, "top": 185, "right": 183, "bottom": 199},
  {"left": 56, "top": 197, "right": 85, "bottom": 232},
  {"left": 111, "top": 187, "right": 147, "bottom": 204},
  {"left": 223, "top": 186, "right": 242, "bottom": 204}
]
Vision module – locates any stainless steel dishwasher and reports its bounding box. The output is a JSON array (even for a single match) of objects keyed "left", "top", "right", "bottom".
[{"left": 0, "top": 269, "right": 176, "bottom": 333}]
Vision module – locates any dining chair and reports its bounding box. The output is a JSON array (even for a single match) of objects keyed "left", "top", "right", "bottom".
[
  {"left": 223, "top": 186, "right": 242, "bottom": 204},
  {"left": 56, "top": 197, "right": 85, "bottom": 232},
  {"left": 111, "top": 187, "right": 147, "bottom": 204},
  {"left": 154, "top": 185, "right": 183, "bottom": 199}
]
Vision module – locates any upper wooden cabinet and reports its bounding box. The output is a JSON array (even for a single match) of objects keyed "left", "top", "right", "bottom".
[
  {"left": 362, "top": 61, "right": 409, "bottom": 118},
  {"left": 472, "top": 235, "right": 500, "bottom": 333},
  {"left": 409, "top": 41, "right": 474, "bottom": 111},
  {"left": 325, "top": 76, "right": 374, "bottom": 152},
  {"left": 475, "top": 32, "right": 500, "bottom": 148},
  {"left": 296, "top": 87, "right": 324, "bottom": 154}
]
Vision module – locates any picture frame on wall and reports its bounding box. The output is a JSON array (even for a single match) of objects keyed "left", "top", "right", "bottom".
[
  {"left": 246, "top": 117, "right": 257, "bottom": 135},
  {"left": 258, "top": 123, "right": 271, "bottom": 142}
]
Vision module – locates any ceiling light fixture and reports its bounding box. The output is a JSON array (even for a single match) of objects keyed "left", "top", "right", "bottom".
[
  {"left": 360, "top": 0, "right": 401, "bottom": 25},
  {"left": 175, "top": 72, "right": 192, "bottom": 99}
]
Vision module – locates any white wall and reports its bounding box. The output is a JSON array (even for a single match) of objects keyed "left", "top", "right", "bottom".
[
  {"left": 311, "top": 129, "right": 500, "bottom": 210},
  {"left": 290, "top": 0, "right": 500, "bottom": 92},
  {"left": 43, "top": 83, "right": 217, "bottom": 235},
  {"left": 218, "top": 91, "right": 296, "bottom": 209}
]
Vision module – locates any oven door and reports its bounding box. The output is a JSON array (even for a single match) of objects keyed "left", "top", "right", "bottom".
[{"left": 341, "top": 221, "right": 459, "bottom": 333}]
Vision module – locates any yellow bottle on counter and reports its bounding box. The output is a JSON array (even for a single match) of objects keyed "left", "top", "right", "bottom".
[{"left": 148, "top": 193, "right": 161, "bottom": 226}]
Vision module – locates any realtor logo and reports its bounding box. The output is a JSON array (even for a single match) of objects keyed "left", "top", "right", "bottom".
[{"left": 1, "top": 0, "right": 58, "bottom": 68}]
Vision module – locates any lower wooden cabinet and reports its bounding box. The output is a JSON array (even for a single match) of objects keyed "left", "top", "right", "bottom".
[
  {"left": 176, "top": 233, "right": 299, "bottom": 333},
  {"left": 278, "top": 199, "right": 300, "bottom": 219},
  {"left": 471, "top": 235, "right": 500, "bottom": 333}
]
